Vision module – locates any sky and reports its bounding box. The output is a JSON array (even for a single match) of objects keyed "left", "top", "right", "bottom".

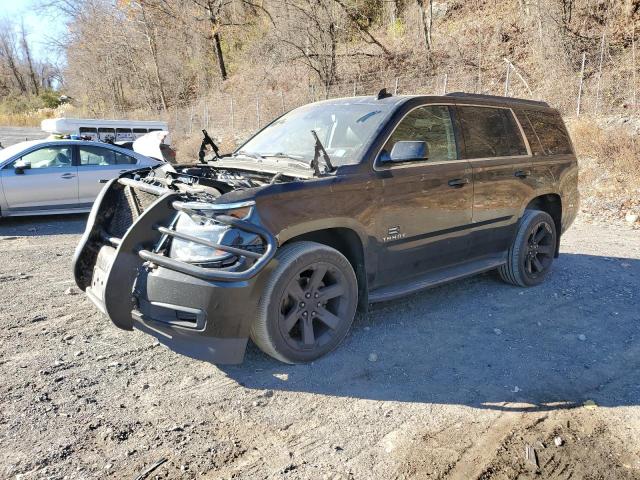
[{"left": 1, "top": 0, "right": 68, "bottom": 63}]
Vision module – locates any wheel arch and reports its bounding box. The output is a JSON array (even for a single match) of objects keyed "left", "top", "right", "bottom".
[
  {"left": 524, "top": 193, "right": 562, "bottom": 257},
  {"left": 279, "top": 225, "right": 369, "bottom": 311}
]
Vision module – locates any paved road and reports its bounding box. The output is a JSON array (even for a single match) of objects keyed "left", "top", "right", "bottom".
[
  {"left": 0, "top": 126, "right": 46, "bottom": 148},
  {"left": 0, "top": 214, "right": 639, "bottom": 479}
]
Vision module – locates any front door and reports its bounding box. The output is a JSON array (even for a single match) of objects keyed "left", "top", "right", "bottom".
[
  {"left": 0, "top": 144, "right": 79, "bottom": 213},
  {"left": 373, "top": 104, "right": 474, "bottom": 287}
]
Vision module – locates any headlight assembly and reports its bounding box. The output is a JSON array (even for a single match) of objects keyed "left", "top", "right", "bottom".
[{"left": 167, "top": 202, "right": 255, "bottom": 266}]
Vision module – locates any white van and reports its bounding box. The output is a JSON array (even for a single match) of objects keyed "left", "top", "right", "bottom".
[{"left": 41, "top": 118, "right": 169, "bottom": 143}]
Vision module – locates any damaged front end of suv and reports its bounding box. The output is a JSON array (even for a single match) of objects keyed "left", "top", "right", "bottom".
[
  {"left": 72, "top": 97, "right": 391, "bottom": 363},
  {"left": 73, "top": 166, "right": 280, "bottom": 363},
  {"left": 74, "top": 123, "right": 339, "bottom": 360}
]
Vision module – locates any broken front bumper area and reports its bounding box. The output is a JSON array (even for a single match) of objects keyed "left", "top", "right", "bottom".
[{"left": 73, "top": 176, "right": 277, "bottom": 364}]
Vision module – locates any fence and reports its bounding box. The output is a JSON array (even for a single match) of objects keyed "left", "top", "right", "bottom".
[{"left": 130, "top": 52, "right": 638, "bottom": 149}]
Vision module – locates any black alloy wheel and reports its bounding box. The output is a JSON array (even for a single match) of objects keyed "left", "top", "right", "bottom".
[
  {"left": 499, "top": 209, "right": 557, "bottom": 287},
  {"left": 277, "top": 261, "right": 350, "bottom": 351},
  {"left": 523, "top": 220, "right": 555, "bottom": 277},
  {"left": 251, "top": 241, "right": 358, "bottom": 363}
]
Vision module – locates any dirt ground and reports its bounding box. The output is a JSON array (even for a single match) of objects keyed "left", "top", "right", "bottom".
[{"left": 1, "top": 213, "right": 639, "bottom": 479}]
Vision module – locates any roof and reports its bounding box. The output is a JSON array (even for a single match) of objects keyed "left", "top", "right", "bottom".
[
  {"left": 308, "top": 92, "right": 551, "bottom": 109},
  {"left": 445, "top": 92, "right": 550, "bottom": 107},
  {"left": 41, "top": 117, "right": 168, "bottom": 134}
]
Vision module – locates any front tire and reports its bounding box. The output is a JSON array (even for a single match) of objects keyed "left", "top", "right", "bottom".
[
  {"left": 498, "top": 210, "right": 557, "bottom": 287},
  {"left": 250, "top": 241, "right": 358, "bottom": 363}
]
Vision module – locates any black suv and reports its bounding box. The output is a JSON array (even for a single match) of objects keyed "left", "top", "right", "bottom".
[{"left": 73, "top": 92, "right": 578, "bottom": 364}]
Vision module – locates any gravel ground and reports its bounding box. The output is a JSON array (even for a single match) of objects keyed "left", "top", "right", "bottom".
[
  {"left": 1, "top": 213, "right": 639, "bottom": 479},
  {"left": 0, "top": 127, "right": 45, "bottom": 147}
]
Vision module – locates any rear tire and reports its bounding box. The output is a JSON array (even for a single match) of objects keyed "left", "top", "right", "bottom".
[
  {"left": 250, "top": 241, "right": 358, "bottom": 364},
  {"left": 498, "top": 210, "right": 557, "bottom": 287}
]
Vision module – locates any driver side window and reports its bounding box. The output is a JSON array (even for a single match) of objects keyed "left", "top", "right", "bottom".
[
  {"left": 382, "top": 105, "right": 457, "bottom": 162},
  {"left": 15, "top": 146, "right": 73, "bottom": 169}
]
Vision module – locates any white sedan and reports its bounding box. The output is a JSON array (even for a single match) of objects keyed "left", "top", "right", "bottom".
[{"left": 0, "top": 139, "right": 163, "bottom": 217}]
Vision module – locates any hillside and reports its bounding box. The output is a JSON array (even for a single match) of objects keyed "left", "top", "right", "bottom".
[{"left": 1, "top": 0, "right": 638, "bottom": 222}]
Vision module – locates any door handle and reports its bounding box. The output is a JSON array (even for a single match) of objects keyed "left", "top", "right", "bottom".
[
  {"left": 99, "top": 179, "right": 109, "bottom": 183},
  {"left": 447, "top": 178, "right": 470, "bottom": 188},
  {"left": 60, "top": 173, "right": 76, "bottom": 179},
  {"left": 514, "top": 170, "right": 531, "bottom": 179}
]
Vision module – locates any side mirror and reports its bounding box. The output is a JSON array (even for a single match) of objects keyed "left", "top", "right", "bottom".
[
  {"left": 14, "top": 162, "right": 31, "bottom": 175},
  {"left": 388, "top": 141, "right": 429, "bottom": 162}
]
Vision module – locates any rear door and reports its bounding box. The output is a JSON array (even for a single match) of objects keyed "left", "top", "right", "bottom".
[
  {"left": 76, "top": 145, "right": 139, "bottom": 205},
  {"left": 455, "top": 104, "right": 533, "bottom": 259},
  {"left": 0, "top": 144, "right": 79, "bottom": 213},
  {"left": 373, "top": 104, "right": 474, "bottom": 287}
]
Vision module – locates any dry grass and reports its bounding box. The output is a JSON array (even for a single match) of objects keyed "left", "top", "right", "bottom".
[
  {"left": 0, "top": 109, "right": 55, "bottom": 127},
  {"left": 567, "top": 115, "right": 640, "bottom": 218}
]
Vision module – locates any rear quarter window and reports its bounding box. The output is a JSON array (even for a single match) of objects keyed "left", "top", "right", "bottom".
[
  {"left": 513, "top": 109, "right": 544, "bottom": 156},
  {"left": 456, "top": 106, "right": 528, "bottom": 159},
  {"left": 523, "top": 110, "right": 573, "bottom": 155}
]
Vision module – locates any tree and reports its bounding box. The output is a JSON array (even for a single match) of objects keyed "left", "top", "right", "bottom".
[
  {"left": 20, "top": 21, "right": 40, "bottom": 95},
  {"left": 0, "top": 22, "right": 28, "bottom": 94},
  {"left": 415, "top": 0, "right": 433, "bottom": 52}
]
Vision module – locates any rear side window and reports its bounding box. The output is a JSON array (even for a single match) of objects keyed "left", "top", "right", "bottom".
[
  {"left": 457, "top": 106, "right": 528, "bottom": 158},
  {"left": 79, "top": 146, "right": 136, "bottom": 165},
  {"left": 523, "top": 110, "right": 573, "bottom": 155},
  {"left": 115, "top": 151, "right": 137, "bottom": 165},
  {"left": 80, "top": 146, "right": 116, "bottom": 166}
]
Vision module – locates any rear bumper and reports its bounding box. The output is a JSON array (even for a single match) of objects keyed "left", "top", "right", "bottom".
[{"left": 73, "top": 177, "right": 276, "bottom": 364}]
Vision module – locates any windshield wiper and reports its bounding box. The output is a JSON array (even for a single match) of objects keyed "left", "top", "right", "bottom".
[
  {"left": 311, "top": 130, "right": 335, "bottom": 176},
  {"left": 232, "top": 150, "right": 264, "bottom": 160},
  {"left": 262, "top": 152, "right": 305, "bottom": 160},
  {"left": 261, "top": 152, "right": 310, "bottom": 167}
]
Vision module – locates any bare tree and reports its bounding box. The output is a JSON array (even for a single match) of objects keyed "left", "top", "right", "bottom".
[
  {"left": 416, "top": 0, "right": 433, "bottom": 52},
  {"left": 0, "top": 23, "right": 28, "bottom": 94},
  {"left": 20, "top": 21, "right": 40, "bottom": 95}
]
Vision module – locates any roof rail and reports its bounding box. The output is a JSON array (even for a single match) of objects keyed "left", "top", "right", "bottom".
[{"left": 445, "top": 92, "right": 549, "bottom": 108}]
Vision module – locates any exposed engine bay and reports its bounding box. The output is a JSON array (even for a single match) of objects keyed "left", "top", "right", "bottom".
[
  {"left": 131, "top": 161, "right": 307, "bottom": 201},
  {"left": 122, "top": 129, "right": 321, "bottom": 202},
  {"left": 170, "top": 165, "right": 286, "bottom": 194}
]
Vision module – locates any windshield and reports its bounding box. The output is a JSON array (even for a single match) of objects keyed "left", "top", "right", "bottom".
[
  {"left": 237, "top": 101, "right": 393, "bottom": 167},
  {"left": 0, "top": 141, "right": 40, "bottom": 165}
]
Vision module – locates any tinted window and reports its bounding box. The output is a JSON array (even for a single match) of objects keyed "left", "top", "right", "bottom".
[
  {"left": 16, "top": 146, "right": 72, "bottom": 169},
  {"left": 80, "top": 146, "right": 115, "bottom": 166},
  {"left": 115, "top": 151, "right": 137, "bottom": 164},
  {"left": 116, "top": 128, "right": 134, "bottom": 141},
  {"left": 383, "top": 105, "right": 457, "bottom": 161},
  {"left": 98, "top": 128, "right": 115, "bottom": 142},
  {"left": 79, "top": 146, "right": 136, "bottom": 166},
  {"left": 132, "top": 128, "right": 148, "bottom": 139},
  {"left": 457, "top": 106, "right": 527, "bottom": 158},
  {"left": 513, "top": 110, "right": 544, "bottom": 156},
  {"left": 79, "top": 127, "right": 98, "bottom": 140},
  {"left": 524, "top": 110, "right": 573, "bottom": 155}
]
